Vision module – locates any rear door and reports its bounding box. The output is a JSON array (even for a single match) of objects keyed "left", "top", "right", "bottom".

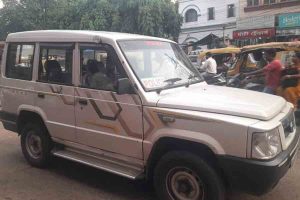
[
  {"left": 35, "top": 43, "right": 76, "bottom": 142},
  {"left": 0, "top": 43, "right": 36, "bottom": 129},
  {"left": 74, "top": 43, "right": 143, "bottom": 159}
]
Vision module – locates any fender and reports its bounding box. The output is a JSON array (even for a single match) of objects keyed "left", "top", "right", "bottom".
[
  {"left": 143, "top": 128, "right": 225, "bottom": 163},
  {"left": 17, "top": 105, "right": 48, "bottom": 123}
]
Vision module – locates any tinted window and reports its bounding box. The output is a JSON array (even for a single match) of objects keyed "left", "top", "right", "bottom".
[
  {"left": 80, "top": 44, "right": 125, "bottom": 91},
  {"left": 38, "top": 44, "right": 73, "bottom": 85},
  {"left": 6, "top": 44, "right": 35, "bottom": 80}
]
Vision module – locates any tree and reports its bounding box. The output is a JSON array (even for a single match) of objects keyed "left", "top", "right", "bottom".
[
  {"left": 0, "top": 0, "right": 182, "bottom": 41},
  {"left": 79, "top": 0, "right": 116, "bottom": 31}
]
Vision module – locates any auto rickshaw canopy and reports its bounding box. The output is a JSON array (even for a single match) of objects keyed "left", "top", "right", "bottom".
[
  {"left": 198, "top": 47, "right": 241, "bottom": 59},
  {"left": 241, "top": 42, "right": 300, "bottom": 53}
]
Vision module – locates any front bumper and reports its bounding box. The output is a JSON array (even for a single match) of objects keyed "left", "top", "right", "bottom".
[{"left": 218, "top": 130, "right": 299, "bottom": 195}]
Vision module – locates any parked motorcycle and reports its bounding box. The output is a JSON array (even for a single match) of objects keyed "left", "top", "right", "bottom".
[
  {"left": 204, "top": 73, "right": 227, "bottom": 86},
  {"left": 227, "top": 73, "right": 264, "bottom": 92}
]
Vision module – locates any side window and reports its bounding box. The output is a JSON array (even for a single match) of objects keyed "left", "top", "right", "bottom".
[
  {"left": 38, "top": 43, "right": 73, "bottom": 85},
  {"left": 6, "top": 43, "right": 35, "bottom": 80},
  {"left": 80, "top": 44, "right": 126, "bottom": 91}
]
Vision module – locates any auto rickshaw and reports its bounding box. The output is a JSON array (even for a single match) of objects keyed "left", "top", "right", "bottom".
[
  {"left": 227, "top": 42, "right": 300, "bottom": 76},
  {"left": 227, "top": 42, "right": 300, "bottom": 114},
  {"left": 198, "top": 47, "right": 241, "bottom": 74}
]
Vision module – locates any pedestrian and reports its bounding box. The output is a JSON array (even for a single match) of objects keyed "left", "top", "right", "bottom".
[
  {"left": 245, "top": 48, "right": 282, "bottom": 95},
  {"left": 200, "top": 52, "right": 217, "bottom": 79},
  {"left": 281, "top": 52, "right": 300, "bottom": 108}
]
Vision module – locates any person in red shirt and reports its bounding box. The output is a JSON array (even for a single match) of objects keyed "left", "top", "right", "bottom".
[{"left": 245, "top": 48, "right": 283, "bottom": 95}]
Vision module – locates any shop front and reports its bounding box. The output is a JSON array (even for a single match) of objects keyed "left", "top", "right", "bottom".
[
  {"left": 233, "top": 28, "right": 276, "bottom": 47},
  {"left": 277, "top": 12, "right": 300, "bottom": 42}
]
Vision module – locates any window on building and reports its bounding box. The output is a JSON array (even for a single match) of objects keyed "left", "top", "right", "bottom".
[
  {"left": 38, "top": 43, "right": 74, "bottom": 85},
  {"left": 6, "top": 43, "right": 35, "bottom": 80},
  {"left": 185, "top": 9, "right": 198, "bottom": 23},
  {"left": 247, "top": 0, "right": 259, "bottom": 6},
  {"left": 264, "top": 0, "right": 276, "bottom": 4},
  {"left": 208, "top": 7, "right": 215, "bottom": 20},
  {"left": 227, "top": 4, "right": 235, "bottom": 18}
]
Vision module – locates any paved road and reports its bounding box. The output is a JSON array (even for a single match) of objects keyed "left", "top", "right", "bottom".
[{"left": 0, "top": 125, "right": 299, "bottom": 200}]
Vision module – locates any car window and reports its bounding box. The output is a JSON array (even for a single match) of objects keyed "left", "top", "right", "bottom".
[
  {"left": 80, "top": 44, "right": 125, "bottom": 91},
  {"left": 5, "top": 43, "right": 35, "bottom": 80},
  {"left": 38, "top": 43, "right": 73, "bottom": 85},
  {"left": 119, "top": 40, "right": 202, "bottom": 91}
]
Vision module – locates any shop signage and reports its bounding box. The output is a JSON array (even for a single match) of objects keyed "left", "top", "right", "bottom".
[
  {"left": 237, "top": 15, "right": 275, "bottom": 30},
  {"left": 279, "top": 13, "right": 300, "bottom": 28},
  {"left": 233, "top": 28, "right": 275, "bottom": 40},
  {"left": 276, "top": 28, "right": 300, "bottom": 36}
]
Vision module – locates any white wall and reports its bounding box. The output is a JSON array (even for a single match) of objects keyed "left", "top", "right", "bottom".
[
  {"left": 239, "top": 0, "right": 300, "bottom": 20},
  {"left": 178, "top": 0, "right": 238, "bottom": 43}
]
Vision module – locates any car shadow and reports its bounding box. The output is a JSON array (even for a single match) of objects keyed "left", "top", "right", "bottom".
[{"left": 47, "top": 157, "right": 155, "bottom": 200}]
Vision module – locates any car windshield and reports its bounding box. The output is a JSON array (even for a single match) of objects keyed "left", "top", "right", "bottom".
[{"left": 119, "top": 40, "right": 203, "bottom": 91}]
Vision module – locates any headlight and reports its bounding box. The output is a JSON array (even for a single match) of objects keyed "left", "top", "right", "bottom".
[{"left": 252, "top": 129, "right": 282, "bottom": 160}]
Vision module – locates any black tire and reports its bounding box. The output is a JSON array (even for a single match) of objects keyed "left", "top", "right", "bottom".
[
  {"left": 154, "top": 151, "right": 225, "bottom": 200},
  {"left": 20, "top": 122, "right": 52, "bottom": 168}
]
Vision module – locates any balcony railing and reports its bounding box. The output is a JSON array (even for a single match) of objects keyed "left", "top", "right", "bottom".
[{"left": 244, "top": 0, "right": 300, "bottom": 12}]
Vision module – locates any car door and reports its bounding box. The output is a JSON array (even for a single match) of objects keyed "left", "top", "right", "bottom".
[
  {"left": 35, "top": 43, "right": 76, "bottom": 142},
  {"left": 74, "top": 43, "right": 143, "bottom": 159}
]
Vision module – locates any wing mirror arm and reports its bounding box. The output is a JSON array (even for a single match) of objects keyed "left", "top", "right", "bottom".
[{"left": 117, "top": 78, "right": 136, "bottom": 95}]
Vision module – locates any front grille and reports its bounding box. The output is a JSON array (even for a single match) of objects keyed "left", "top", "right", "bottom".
[{"left": 281, "top": 112, "right": 296, "bottom": 138}]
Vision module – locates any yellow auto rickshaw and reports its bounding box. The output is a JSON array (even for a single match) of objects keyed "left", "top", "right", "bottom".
[
  {"left": 227, "top": 42, "right": 300, "bottom": 76},
  {"left": 198, "top": 47, "right": 241, "bottom": 74},
  {"left": 228, "top": 42, "right": 300, "bottom": 109}
]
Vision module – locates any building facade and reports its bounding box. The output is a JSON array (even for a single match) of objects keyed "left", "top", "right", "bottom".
[
  {"left": 178, "top": 0, "right": 239, "bottom": 49},
  {"left": 235, "top": 0, "right": 300, "bottom": 46}
]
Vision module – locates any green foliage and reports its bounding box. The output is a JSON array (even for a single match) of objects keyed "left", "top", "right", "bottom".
[{"left": 0, "top": 0, "right": 182, "bottom": 41}]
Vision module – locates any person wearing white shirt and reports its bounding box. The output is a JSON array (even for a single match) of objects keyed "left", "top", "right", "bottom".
[{"left": 201, "top": 52, "right": 217, "bottom": 78}]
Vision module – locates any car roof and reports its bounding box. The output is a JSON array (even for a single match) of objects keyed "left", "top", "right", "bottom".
[
  {"left": 241, "top": 42, "right": 300, "bottom": 52},
  {"left": 6, "top": 30, "right": 175, "bottom": 43}
]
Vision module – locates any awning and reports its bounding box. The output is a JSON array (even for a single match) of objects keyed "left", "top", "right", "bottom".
[{"left": 187, "top": 34, "right": 219, "bottom": 47}]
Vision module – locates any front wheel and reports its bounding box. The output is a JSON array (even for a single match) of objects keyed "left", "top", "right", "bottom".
[
  {"left": 154, "top": 151, "right": 225, "bottom": 200},
  {"left": 21, "top": 122, "right": 52, "bottom": 168}
]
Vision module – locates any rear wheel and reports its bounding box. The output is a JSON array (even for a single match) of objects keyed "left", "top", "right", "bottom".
[
  {"left": 154, "top": 151, "right": 225, "bottom": 200},
  {"left": 21, "top": 122, "right": 52, "bottom": 168}
]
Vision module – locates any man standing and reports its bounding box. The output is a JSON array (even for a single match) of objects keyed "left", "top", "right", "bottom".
[
  {"left": 246, "top": 48, "right": 282, "bottom": 94},
  {"left": 201, "top": 52, "right": 217, "bottom": 78}
]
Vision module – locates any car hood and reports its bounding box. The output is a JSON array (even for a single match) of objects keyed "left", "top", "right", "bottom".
[{"left": 157, "top": 85, "right": 286, "bottom": 121}]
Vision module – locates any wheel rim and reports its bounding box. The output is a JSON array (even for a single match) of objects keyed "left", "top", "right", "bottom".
[
  {"left": 166, "top": 167, "right": 205, "bottom": 200},
  {"left": 25, "top": 131, "right": 42, "bottom": 159}
]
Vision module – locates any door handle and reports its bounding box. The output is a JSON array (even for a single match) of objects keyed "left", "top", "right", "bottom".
[
  {"left": 37, "top": 93, "right": 45, "bottom": 99},
  {"left": 78, "top": 99, "right": 88, "bottom": 105}
]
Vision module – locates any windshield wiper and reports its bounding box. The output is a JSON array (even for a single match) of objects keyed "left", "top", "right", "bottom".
[
  {"left": 186, "top": 75, "right": 198, "bottom": 88},
  {"left": 164, "top": 53, "right": 179, "bottom": 69},
  {"left": 156, "top": 78, "right": 182, "bottom": 94},
  {"left": 163, "top": 53, "right": 202, "bottom": 82},
  {"left": 164, "top": 78, "right": 182, "bottom": 84}
]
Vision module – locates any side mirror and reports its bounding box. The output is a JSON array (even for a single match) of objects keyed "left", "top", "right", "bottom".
[{"left": 117, "top": 78, "right": 135, "bottom": 95}]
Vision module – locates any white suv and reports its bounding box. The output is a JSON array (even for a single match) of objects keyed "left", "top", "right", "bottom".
[{"left": 0, "top": 30, "right": 299, "bottom": 200}]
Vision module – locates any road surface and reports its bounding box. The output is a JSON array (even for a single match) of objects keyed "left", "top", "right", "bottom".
[{"left": 0, "top": 125, "right": 299, "bottom": 200}]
